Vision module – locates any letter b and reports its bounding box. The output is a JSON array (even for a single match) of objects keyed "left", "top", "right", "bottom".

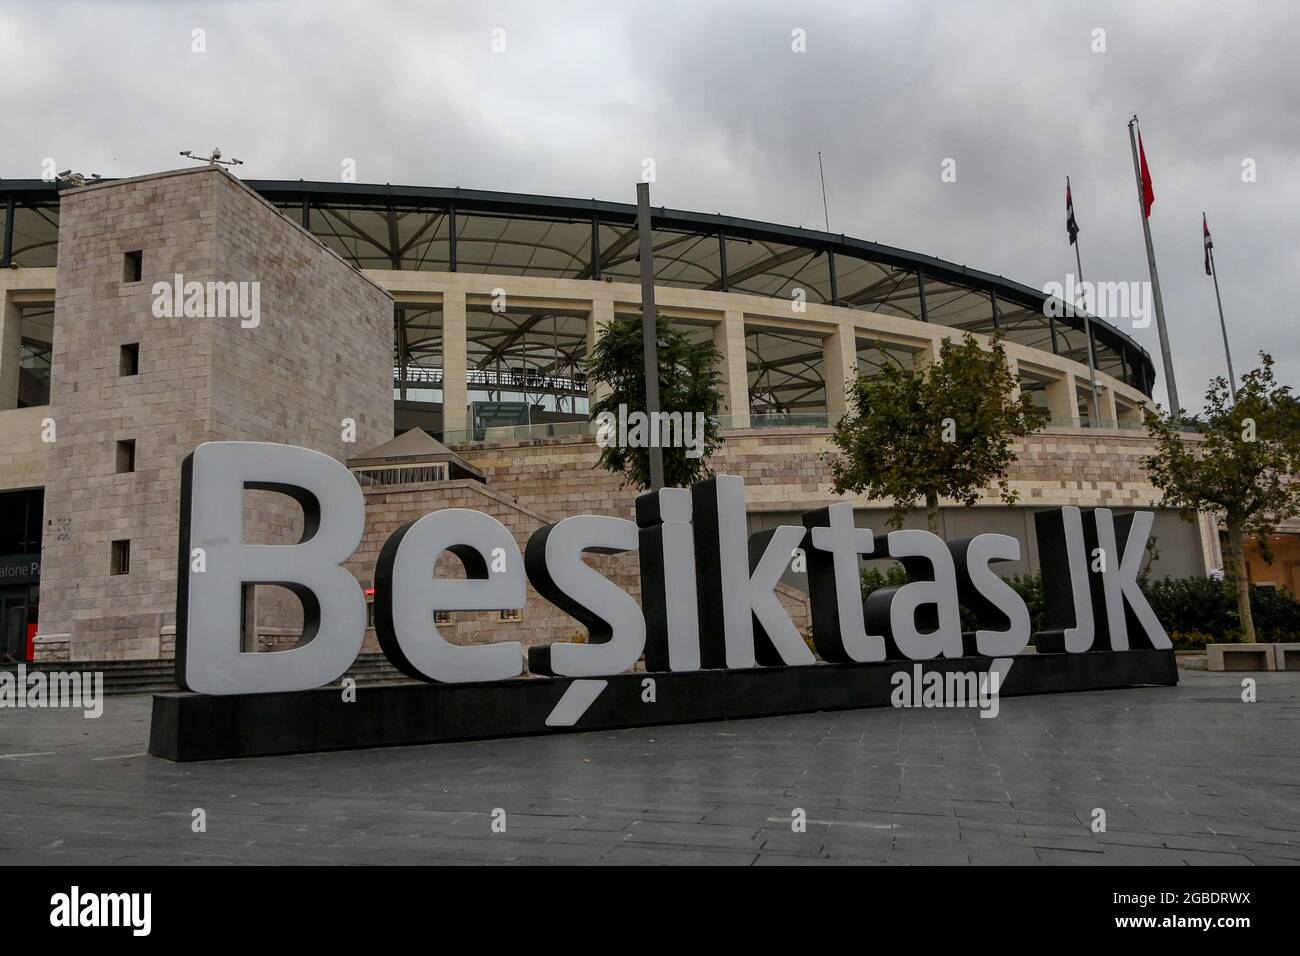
[{"left": 177, "top": 442, "right": 366, "bottom": 694}]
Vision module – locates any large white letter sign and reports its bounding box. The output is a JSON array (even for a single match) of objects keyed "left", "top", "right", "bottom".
[
  {"left": 373, "top": 509, "right": 525, "bottom": 683},
  {"left": 1034, "top": 507, "right": 1096, "bottom": 653},
  {"left": 1093, "top": 509, "right": 1172, "bottom": 650},
  {"left": 636, "top": 488, "right": 701, "bottom": 672},
  {"left": 802, "top": 502, "right": 886, "bottom": 663},
  {"left": 746, "top": 526, "right": 818, "bottom": 666},
  {"left": 692, "top": 476, "right": 814, "bottom": 669},
  {"left": 864, "top": 530, "right": 963, "bottom": 660},
  {"left": 525, "top": 515, "right": 645, "bottom": 678},
  {"left": 177, "top": 441, "right": 365, "bottom": 695},
  {"left": 949, "top": 534, "right": 1032, "bottom": 657}
]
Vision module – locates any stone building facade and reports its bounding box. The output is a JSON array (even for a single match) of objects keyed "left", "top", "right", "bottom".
[
  {"left": 33, "top": 167, "right": 393, "bottom": 662},
  {"left": 0, "top": 167, "right": 1251, "bottom": 667}
]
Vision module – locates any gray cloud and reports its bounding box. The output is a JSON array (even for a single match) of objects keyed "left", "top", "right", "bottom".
[{"left": 2, "top": 0, "right": 1296, "bottom": 409}]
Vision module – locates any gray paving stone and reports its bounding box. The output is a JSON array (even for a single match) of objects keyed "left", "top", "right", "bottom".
[{"left": 1, "top": 669, "right": 1297, "bottom": 865}]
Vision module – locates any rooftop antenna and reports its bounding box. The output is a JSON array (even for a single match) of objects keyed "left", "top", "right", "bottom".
[
  {"left": 179, "top": 147, "right": 244, "bottom": 169},
  {"left": 817, "top": 151, "right": 830, "bottom": 232},
  {"left": 55, "top": 170, "right": 102, "bottom": 187}
]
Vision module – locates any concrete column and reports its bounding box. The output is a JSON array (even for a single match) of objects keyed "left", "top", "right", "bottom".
[
  {"left": 823, "top": 319, "right": 859, "bottom": 420},
  {"left": 442, "top": 291, "right": 468, "bottom": 437},
  {"left": 913, "top": 336, "right": 941, "bottom": 371},
  {"left": 0, "top": 290, "right": 21, "bottom": 410},
  {"left": 1117, "top": 400, "right": 1145, "bottom": 426},
  {"left": 1098, "top": 384, "right": 1118, "bottom": 427},
  {"left": 1004, "top": 353, "right": 1022, "bottom": 402},
  {"left": 587, "top": 296, "right": 614, "bottom": 406},
  {"left": 1044, "top": 372, "right": 1079, "bottom": 427},
  {"left": 714, "top": 309, "right": 750, "bottom": 428}
]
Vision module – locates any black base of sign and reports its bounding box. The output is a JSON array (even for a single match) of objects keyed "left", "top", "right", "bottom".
[{"left": 149, "top": 649, "right": 1177, "bottom": 761}]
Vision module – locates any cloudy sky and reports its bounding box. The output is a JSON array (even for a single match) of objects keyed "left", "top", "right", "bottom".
[{"left": 3, "top": 0, "right": 1296, "bottom": 410}]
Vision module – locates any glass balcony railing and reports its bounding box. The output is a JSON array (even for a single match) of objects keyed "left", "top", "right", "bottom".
[
  {"left": 436, "top": 411, "right": 1160, "bottom": 446},
  {"left": 1044, "top": 417, "right": 1148, "bottom": 431},
  {"left": 441, "top": 412, "right": 835, "bottom": 445}
]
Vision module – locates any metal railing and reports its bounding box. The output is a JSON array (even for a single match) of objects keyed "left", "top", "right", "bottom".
[
  {"left": 1044, "top": 417, "right": 1148, "bottom": 431},
  {"left": 393, "top": 365, "right": 588, "bottom": 394}
]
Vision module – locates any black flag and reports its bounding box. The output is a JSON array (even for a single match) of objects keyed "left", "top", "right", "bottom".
[
  {"left": 1203, "top": 212, "right": 1213, "bottom": 276},
  {"left": 1066, "top": 178, "right": 1079, "bottom": 245}
]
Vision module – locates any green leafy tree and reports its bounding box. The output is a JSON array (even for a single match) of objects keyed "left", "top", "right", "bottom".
[
  {"left": 585, "top": 313, "right": 724, "bottom": 490},
  {"left": 826, "top": 333, "right": 1049, "bottom": 529},
  {"left": 1142, "top": 353, "right": 1300, "bottom": 643}
]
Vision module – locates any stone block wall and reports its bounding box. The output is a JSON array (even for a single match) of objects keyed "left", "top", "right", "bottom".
[
  {"left": 37, "top": 166, "right": 393, "bottom": 662},
  {"left": 346, "top": 479, "right": 811, "bottom": 667}
]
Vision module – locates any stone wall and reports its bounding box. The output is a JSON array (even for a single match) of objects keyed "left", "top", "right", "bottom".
[
  {"left": 455, "top": 425, "right": 1180, "bottom": 517},
  {"left": 448, "top": 425, "right": 1211, "bottom": 581},
  {"left": 37, "top": 166, "right": 393, "bottom": 662},
  {"left": 345, "top": 478, "right": 812, "bottom": 665},
  {"left": 0, "top": 405, "right": 49, "bottom": 492}
]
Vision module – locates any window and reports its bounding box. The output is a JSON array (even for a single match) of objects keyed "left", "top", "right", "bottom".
[
  {"left": 434, "top": 611, "right": 455, "bottom": 625},
  {"left": 115, "top": 439, "right": 136, "bottom": 474},
  {"left": 499, "top": 608, "right": 522, "bottom": 623},
  {"left": 123, "top": 250, "right": 143, "bottom": 283},
  {"left": 18, "top": 339, "right": 51, "bottom": 407},
  {"left": 119, "top": 343, "right": 139, "bottom": 377},
  {"left": 110, "top": 540, "right": 131, "bottom": 575}
]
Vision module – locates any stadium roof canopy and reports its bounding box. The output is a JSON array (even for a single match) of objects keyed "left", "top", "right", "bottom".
[{"left": 0, "top": 178, "right": 1155, "bottom": 395}]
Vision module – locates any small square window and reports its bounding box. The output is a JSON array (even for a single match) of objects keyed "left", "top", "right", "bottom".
[
  {"left": 115, "top": 439, "right": 135, "bottom": 474},
  {"left": 434, "top": 611, "right": 455, "bottom": 625},
  {"left": 123, "top": 250, "right": 143, "bottom": 283},
  {"left": 119, "top": 343, "right": 139, "bottom": 377},
  {"left": 110, "top": 539, "right": 131, "bottom": 575},
  {"left": 499, "top": 608, "right": 522, "bottom": 623}
]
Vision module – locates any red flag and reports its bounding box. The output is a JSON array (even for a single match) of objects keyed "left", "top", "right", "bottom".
[{"left": 1138, "top": 131, "right": 1155, "bottom": 218}]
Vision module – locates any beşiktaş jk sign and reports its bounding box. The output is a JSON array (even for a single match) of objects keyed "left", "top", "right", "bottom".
[{"left": 174, "top": 442, "right": 1171, "bottom": 700}]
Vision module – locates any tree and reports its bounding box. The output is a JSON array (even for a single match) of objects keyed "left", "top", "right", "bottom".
[
  {"left": 825, "top": 333, "right": 1048, "bottom": 529},
  {"left": 585, "top": 313, "right": 724, "bottom": 490},
  {"left": 1141, "top": 353, "right": 1300, "bottom": 643}
]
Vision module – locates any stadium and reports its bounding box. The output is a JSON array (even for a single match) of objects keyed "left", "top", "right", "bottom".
[{"left": 0, "top": 165, "right": 1262, "bottom": 668}]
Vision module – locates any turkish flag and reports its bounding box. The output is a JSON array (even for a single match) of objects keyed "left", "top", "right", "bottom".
[{"left": 1138, "top": 131, "right": 1155, "bottom": 218}]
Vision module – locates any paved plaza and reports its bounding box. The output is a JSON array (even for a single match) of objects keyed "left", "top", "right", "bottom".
[{"left": 1, "top": 670, "right": 1298, "bottom": 865}]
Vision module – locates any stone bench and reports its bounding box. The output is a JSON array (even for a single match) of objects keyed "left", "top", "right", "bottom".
[
  {"left": 1205, "top": 643, "right": 1276, "bottom": 671},
  {"left": 1272, "top": 643, "right": 1300, "bottom": 671}
]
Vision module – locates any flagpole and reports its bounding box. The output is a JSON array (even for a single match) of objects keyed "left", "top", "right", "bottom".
[
  {"left": 1068, "top": 176, "right": 1103, "bottom": 425},
  {"left": 636, "top": 181, "right": 665, "bottom": 491},
  {"left": 1127, "top": 115, "right": 1180, "bottom": 416},
  {"left": 1205, "top": 215, "right": 1238, "bottom": 402}
]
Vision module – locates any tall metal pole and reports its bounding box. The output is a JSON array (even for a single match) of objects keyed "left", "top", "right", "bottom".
[
  {"left": 1068, "top": 176, "right": 1102, "bottom": 424},
  {"left": 1207, "top": 238, "right": 1237, "bottom": 402},
  {"left": 1127, "top": 116, "right": 1180, "bottom": 415},
  {"left": 636, "top": 181, "right": 665, "bottom": 491},
  {"left": 817, "top": 151, "right": 830, "bottom": 232}
]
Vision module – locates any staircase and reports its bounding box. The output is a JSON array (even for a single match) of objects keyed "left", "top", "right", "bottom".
[{"left": 1, "top": 653, "right": 415, "bottom": 696}]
